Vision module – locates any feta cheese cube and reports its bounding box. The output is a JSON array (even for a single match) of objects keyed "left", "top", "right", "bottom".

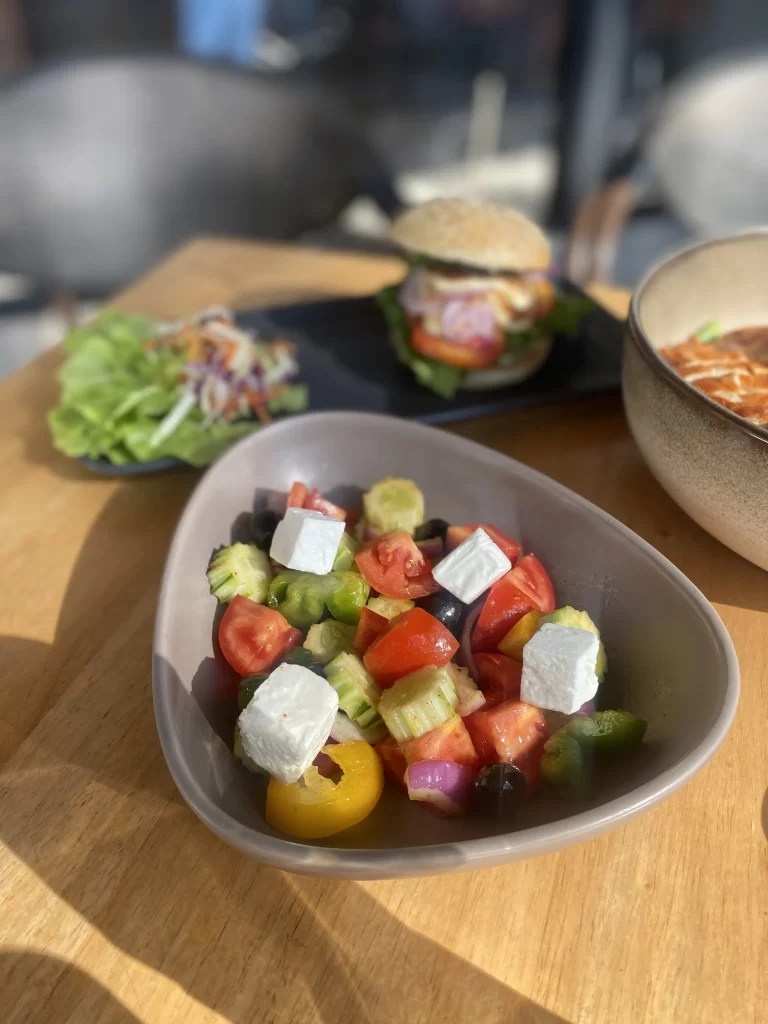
[
  {"left": 237, "top": 663, "right": 339, "bottom": 784},
  {"left": 270, "top": 507, "right": 345, "bottom": 575},
  {"left": 520, "top": 623, "right": 599, "bottom": 714},
  {"left": 432, "top": 527, "right": 511, "bottom": 604}
]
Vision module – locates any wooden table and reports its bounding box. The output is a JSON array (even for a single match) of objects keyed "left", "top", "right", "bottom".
[{"left": 0, "top": 239, "right": 765, "bottom": 1024}]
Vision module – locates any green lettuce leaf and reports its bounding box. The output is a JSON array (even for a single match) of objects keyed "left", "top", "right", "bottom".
[
  {"left": 538, "top": 293, "right": 594, "bottom": 338},
  {"left": 376, "top": 286, "right": 464, "bottom": 400}
]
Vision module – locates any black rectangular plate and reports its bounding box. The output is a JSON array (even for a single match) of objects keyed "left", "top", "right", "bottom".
[
  {"left": 77, "top": 283, "right": 623, "bottom": 475},
  {"left": 238, "top": 281, "right": 624, "bottom": 425}
]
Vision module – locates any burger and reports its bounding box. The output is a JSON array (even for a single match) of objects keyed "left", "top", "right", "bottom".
[{"left": 378, "top": 197, "right": 589, "bottom": 397}]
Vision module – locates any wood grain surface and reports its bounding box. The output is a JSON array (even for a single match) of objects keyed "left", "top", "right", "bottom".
[{"left": 0, "top": 238, "right": 765, "bottom": 1024}]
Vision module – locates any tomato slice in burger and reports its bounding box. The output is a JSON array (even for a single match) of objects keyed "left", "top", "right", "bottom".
[
  {"left": 218, "top": 596, "right": 302, "bottom": 676},
  {"left": 410, "top": 322, "right": 503, "bottom": 370},
  {"left": 355, "top": 530, "right": 440, "bottom": 600}
]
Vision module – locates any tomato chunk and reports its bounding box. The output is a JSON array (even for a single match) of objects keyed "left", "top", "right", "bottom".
[
  {"left": 304, "top": 488, "right": 346, "bottom": 521},
  {"left": 464, "top": 699, "right": 548, "bottom": 783},
  {"left": 472, "top": 576, "right": 535, "bottom": 653},
  {"left": 401, "top": 715, "right": 479, "bottom": 771},
  {"left": 356, "top": 531, "right": 440, "bottom": 600},
  {"left": 471, "top": 554, "right": 554, "bottom": 652},
  {"left": 376, "top": 735, "right": 408, "bottom": 787},
  {"left": 507, "top": 553, "right": 555, "bottom": 613},
  {"left": 474, "top": 653, "right": 522, "bottom": 701},
  {"left": 363, "top": 607, "right": 459, "bottom": 687},
  {"left": 218, "top": 596, "right": 302, "bottom": 676},
  {"left": 353, "top": 607, "right": 389, "bottom": 654},
  {"left": 287, "top": 481, "right": 308, "bottom": 508},
  {"left": 446, "top": 524, "right": 521, "bottom": 563},
  {"left": 286, "top": 480, "right": 357, "bottom": 523}
]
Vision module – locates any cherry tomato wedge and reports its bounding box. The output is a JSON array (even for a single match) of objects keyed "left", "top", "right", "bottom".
[
  {"left": 355, "top": 530, "right": 440, "bottom": 600},
  {"left": 304, "top": 488, "right": 346, "bottom": 521},
  {"left": 472, "top": 576, "right": 535, "bottom": 654},
  {"left": 474, "top": 653, "right": 522, "bottom": 701},
  {"left": 401, "top": 715, "right": 479, "bottom": 771},
  {"left": 353, "top": 607, "right": 389, "bottom": 654},
  {"left": 464, "top": 699, "right": 548, "bottom": 784},
  {"left": 471, "top": 554, "right": 555, "bottom": 653},
  {"left": 410, "top": 321, "right": 503, "bottom": 370},
  {"left": 287, "top": 481, "right": 308, "bottom": 508},
  {"left": 376, "top": 735, "right": 408, "bottom": 788},
  {"left": 507, "top": 554, "right": 555, "bottom": 613},
  {"left": 446, "top": 524, "right": 521, "bottom": 563},
  {"left": 363, "top": 607, "right": 459, "bottom": 687},
  {"left": 218, "top": 596, "right": 302, "bottom": 676}
]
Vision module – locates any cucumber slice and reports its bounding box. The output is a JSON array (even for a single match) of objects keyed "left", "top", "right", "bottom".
[
  {"left": 324, "top": 652, "right": 383, "bottom": 729},
  {"left": 333, "top": 532, "right": 359, "bottom": 571},
  {"left": 378, "top": 665, "right": 457, "bottom": 743},
  {"left": 207, "top": 543, "right": 273, "bottom": 604},
  {"left": 366, "top": 596, "right": 415, "bottom": 620},
  {"left": 447, "top": 663, "right": 486, "bottom": 717},
  {"left": 329, "top": 710, "right": 387, "bottom": 745},
  {"left": 566, "top": 710, "right": 647, "bottom": 753},
  {"left": 363, "top": 477, "right": 425, "bottom": 535},
  {"left": 540, "top": 731, "right": 590, "bottom": 795},
  {"left": 304, "top": 620, "right": 356, "bottom": 664}
]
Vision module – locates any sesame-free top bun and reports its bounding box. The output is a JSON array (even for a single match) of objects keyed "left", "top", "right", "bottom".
[{"left": 390, "top": 197, "right": 551, "bottom": 273}]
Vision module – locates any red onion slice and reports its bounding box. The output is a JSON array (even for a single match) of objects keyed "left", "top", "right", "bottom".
[
  {"left": 440, "top": 297, "right": 497, "bottom": 343},
  {"left": 405, "top": 760, "right": 475, "bottom": 817}
]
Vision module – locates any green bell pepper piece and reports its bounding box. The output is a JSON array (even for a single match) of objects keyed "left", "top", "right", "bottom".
[
  {"left": 332, "top": 532, "right": 359, "bottom": 571},
  {"left": 237, "top": 673, "right": 269, "bottom": 710},
  {"left": 540, "top": 731, "right": 591, "bottom": 795},
  {"left": 267, "top": 570, "right": 370, "bottom": 629},
  {"left": 565, "top": 710, "right": 647, "bottom": 753}
]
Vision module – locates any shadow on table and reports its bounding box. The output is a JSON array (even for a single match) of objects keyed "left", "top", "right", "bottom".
[
  {"left": 0, "top": 952, "right": 143, "bottom": 1023},
  {"left": 0, "top": 483, "right": 567, "bottom": 1024}
]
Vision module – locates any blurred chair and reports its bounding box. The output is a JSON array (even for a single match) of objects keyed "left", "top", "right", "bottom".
[
  {"left": 0, "top": 54, "right": 397, "bottom": 297},
  {"left": 564, "top": 51, "right": 768, "bottom": 286}
]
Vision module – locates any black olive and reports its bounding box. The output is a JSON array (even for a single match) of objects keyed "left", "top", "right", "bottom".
[
  {"left": 417, "top": 589, "right": 467, "bottom": 638},
  {"left": 471, "top": 763, "right": 527, "bottom": 818},
  {"left": 414, "top": 518, "right": 450, "bottom": 542},
  {"left": 249, "top": 509, "right": 280, "bottom": 550}
]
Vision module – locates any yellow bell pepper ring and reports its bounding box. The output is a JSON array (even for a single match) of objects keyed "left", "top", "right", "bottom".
[
  {"left": 498, "top": 609, "right": 543, "bottom": 660},
  {"left": 266, "top": 741, "right": 384, "bottom": 839}
]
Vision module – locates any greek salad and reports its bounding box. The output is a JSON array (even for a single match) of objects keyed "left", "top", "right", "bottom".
[{"left": 209, "top": 477, "right": 646, "bottom": 840}]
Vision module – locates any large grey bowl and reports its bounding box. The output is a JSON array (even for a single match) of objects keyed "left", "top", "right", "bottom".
[
  {"left": 624, "top": 232, "right": 768, "bottom": 571},
  {"left": 153, "top": 411, "right": 738, "bottom": 878}
]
